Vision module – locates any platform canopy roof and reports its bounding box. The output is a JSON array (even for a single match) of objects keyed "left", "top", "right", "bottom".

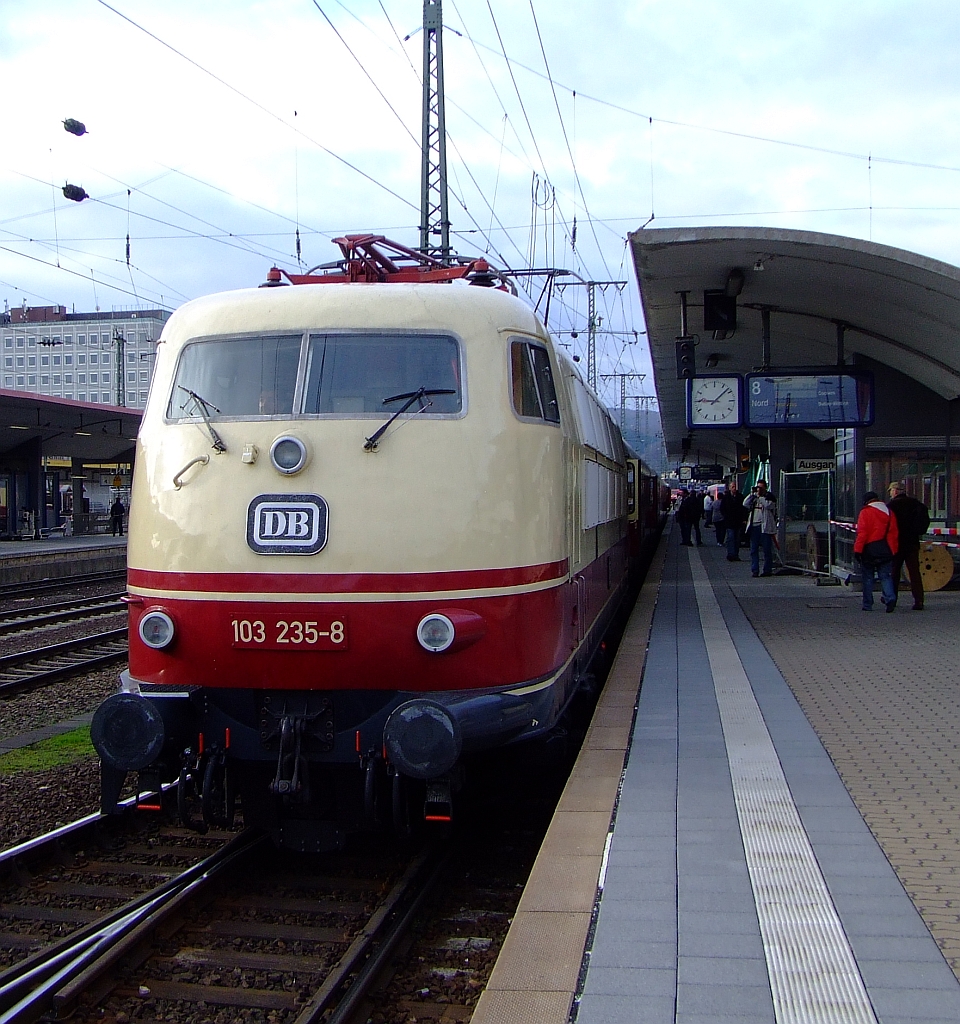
[
  {"left": 0, "top": 391, "right": 141, "bottom": 463},
  {"left": 630, "top": 226, "right": 960, "bottom": 466}
]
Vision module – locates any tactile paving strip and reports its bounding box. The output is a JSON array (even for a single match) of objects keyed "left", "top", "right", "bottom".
[{"left": 690, "top": 550, "right": 878, "bottom": 1024}]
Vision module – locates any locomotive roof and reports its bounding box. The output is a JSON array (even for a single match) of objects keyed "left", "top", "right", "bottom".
[{"left": 159, "top": 282, "right": 548, "bottom": 345}]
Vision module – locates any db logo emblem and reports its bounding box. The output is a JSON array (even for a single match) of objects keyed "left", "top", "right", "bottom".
[{"left": 247, "top": 494, "right": 328, "bottom": 554}]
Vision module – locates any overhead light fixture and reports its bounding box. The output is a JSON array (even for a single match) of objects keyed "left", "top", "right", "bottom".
[
  {"left": 75, "top": 430, "right": 92, "bottom": 436},
  {"left": 9, "top": 424, "right": 29, "bottom": 430}
]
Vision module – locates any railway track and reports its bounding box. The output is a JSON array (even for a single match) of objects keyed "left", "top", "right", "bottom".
[
  {"left": 0, "top": 593, "right": 125, "bottom": 636},
  {"left": 0, "top": 821, "right": 446, "bottom": 1024},
  {"left": 0, "top": 629, "right": 128, "bottom": 697},
  {"left": 0, "top": 570, "right": 125, "bottom": 600}
]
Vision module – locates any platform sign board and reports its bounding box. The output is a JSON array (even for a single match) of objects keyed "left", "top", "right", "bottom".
[
  {"left": 795, "top": 458, "right": 835, "bottom": 472},
  {"left": 745, "top": 372, "right": 874, "bottom": 428},
  {"left": 691, "top": 465, "right": 724, "bottom": 481}
]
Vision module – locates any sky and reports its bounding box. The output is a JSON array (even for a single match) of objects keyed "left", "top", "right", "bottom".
[{"left": 3, "top": 0, "right": 960, "bottom": 414}]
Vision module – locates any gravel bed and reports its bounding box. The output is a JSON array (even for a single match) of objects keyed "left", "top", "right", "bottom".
[
  {"left": 0, "top": 664, "right": 122, "bottom": 740},
  {"left": 0, "top": 757, "right": 102, "bottom": 851},
  {"left": 0, "top": 578, "right": 126, "bottom": 614}
]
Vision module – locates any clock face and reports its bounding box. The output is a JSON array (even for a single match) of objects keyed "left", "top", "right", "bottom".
[{"left": 688, "top": 376, "right": 741, "bottom": 427}]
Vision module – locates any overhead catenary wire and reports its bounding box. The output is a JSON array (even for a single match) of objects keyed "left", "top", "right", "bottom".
[{"left": 94, "top": 0, "right": 419, "bottom": 216}]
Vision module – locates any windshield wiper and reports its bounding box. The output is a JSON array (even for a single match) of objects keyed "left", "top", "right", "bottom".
[
  {"left": 178, "top": 386, "right": 227, "bottom": 453},
  {"left": 363, "top": 387, "right": 455, "bottom": 451}
]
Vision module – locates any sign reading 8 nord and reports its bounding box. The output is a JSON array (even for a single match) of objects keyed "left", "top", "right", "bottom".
[{"left": 246, "top": 494, "right": 329, "bottom": 554}]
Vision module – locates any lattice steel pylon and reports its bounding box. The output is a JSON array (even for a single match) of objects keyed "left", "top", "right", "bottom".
[{"left": 419, "top": 0, "right": 451, "bottom": 261}]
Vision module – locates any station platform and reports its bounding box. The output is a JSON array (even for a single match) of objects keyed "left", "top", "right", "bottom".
[
  {"left": 472, "top": 526, "right": 960, "bottom": 1024},
  {"left": 0, "top": 535, "right": 125, "bottom": 583}
]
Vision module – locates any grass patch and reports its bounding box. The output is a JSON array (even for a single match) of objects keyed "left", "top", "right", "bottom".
[{"left": 0, "top": 726, "right": 96, "bottom": 776}]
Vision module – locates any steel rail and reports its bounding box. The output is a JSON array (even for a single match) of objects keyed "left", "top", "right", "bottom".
[
  {"left": 0, "top": 570, "right": 125, "bottom": 598},
  {"left": 0, "top": 593, "right": 125, "bottom": 635},
  {"left": 0, "top": 628, "right": 128, "bottom": 696},
  {"left": 0, "top": 828, "right": 265, "bottom": 1024},
  {"left": 0, "top": 782, "right": 177, "bottom": 865},
  {"left": 293, "top": 843, "right": 450, "bottom": 1024}
]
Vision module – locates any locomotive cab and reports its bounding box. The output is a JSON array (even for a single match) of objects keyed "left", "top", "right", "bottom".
[{"left": 92, "top": 241, "right": 643, "bottom": 849}]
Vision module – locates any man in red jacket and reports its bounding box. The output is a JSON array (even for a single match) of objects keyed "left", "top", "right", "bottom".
[{"left": 853, "top": 491, "right": 900, "bottom": 612}]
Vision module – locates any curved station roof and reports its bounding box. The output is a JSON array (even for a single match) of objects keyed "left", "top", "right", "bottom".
[{"left": 630, "top": 226, "right": 960, "bottom": 464}]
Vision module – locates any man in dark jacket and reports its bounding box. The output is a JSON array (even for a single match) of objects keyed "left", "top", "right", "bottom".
[
  {"left": 887, "top": 482, "right": 930, "bottom": 610},
  {"left": 675, "top": 489, "right": 702, "bottom": 546},
  {"left": 716, "top": 480, "right": 745, "bottom": 561}
]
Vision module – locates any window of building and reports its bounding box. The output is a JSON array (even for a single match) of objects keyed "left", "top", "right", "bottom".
[
  {"left": 78, "top": 393, "right": 86, "bottom": 401},
  {"left": 27, "top": 337, "right": 36, "bottom": 347},
  {"left": 27, "top": 356, "right": 36, "bottom": 367},
  {"left": 53, "top": 355, "right": 61, "bottom": 366},
  {"left": 16, "top": 356, "right": 24, "bottom": 367},
  {"left": 3, "top": 357, "right": 10, "bottom": 368},
  {"left": 64, "top": 355, "right": 72, "bottom": 365},
  {"left": 41, "top": 375, "right": 49, "bottom": 385},
  {"left": 140, "top": 391, "right": 149, "bottom": 402},
  {"left": 16, "top": 338, "right": 24, "bottom": 348},
  {"left": 4, "top": 375, "right": 12, "bottom": 386},
  {"left": 102, "top": 353, "right": 110, "bottom": 365},
  {"left": 90, "top": 373, "right": 98, "bottom": 384},
  {"left": 128, "top": 371, "right": 136, "bottom": 383},
  {"left": 90, "top": 353, "right": 98, "bottom": 365},
  {"left": 64, "top": 335, "right": 72, "bottom": 345},
  {"left": 78, "top": 354, "right": 85, "bottom": 365},
  {"left": 91, "top": 394, "right": 99, "bottom": 403},
  {"left": 78, "top": 373, "right": 86, "bottom": 383},
  {"left": 127, "top": 352, "right": 137, "bottom": 363},
  {"left": 139, "top": 370, "right": 150, "bottom": 382},
  {"left": 27, "top": 375, "right": 36, "bottom": 386},
  {"left": 16, "top": 375, "right": 24, "bottom": 386},
  {"left": 64, "top": 373, "right": 72, "bottom": 384},
  {"left": 102, "top": 392, "right": 110, "bottom": 403},
  {"left": 3, "top": 339, "right": 10, "bottom": 348},
  {"left": 53, "top": 374, "right": 61, "bottom": 384},
  {"left": 40, "top": 355, "right": 49, "bottom": 366},
  {"left": 77, "top": 335, "right": 85, "bottom": 345}
]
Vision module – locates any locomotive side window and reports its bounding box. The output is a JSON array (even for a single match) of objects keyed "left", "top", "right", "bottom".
[
  {"left": 168, "top": 335, "right": 301, "bottom": 419},
  {"left": 510, "top": 340, "right": 560, "bottom": 424},
  {"left": 302, "top": 333, "right": 461, "bottom": 415}
]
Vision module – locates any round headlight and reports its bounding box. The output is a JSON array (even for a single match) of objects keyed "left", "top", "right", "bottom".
[
  {"left": 270, "top": 435, "right": 307, "bottom": 475},
  {"left": 139, "top": 610, "right": 175, "bottom": 650},
  {"left": 417, "top": 613, "right": 455, "bottom": 653}
]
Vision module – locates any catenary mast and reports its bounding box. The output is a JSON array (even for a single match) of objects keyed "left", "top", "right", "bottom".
[{"left": 419, "top": 0, "right": 451, "bottom": 261}]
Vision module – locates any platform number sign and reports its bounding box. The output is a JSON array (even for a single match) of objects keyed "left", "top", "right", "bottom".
[{"left": 246, "top": 494, "right": 328, "bottom": 554}]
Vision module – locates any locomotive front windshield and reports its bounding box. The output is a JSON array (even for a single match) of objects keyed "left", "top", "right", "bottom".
[{"left": 167, "top": 332, "right": 461, "bottom": 420}]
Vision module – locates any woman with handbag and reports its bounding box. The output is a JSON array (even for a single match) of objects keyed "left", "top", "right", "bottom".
[{"left": 853, "top": 491, "right": 900, "bottom": 612}]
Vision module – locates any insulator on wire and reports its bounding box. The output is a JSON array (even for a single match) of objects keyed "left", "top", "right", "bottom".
[
  {"left": 126, "top": 234, "right": 131, "bottom": 265},
  {"left": 296, "top": 229, "right": 302, "bottom": 263},
  {"left": 63, "top": 118, "right": 87, "bottom": 137},
  {"left": 62, "top": 183, "right": 88, "bottom": 202}
]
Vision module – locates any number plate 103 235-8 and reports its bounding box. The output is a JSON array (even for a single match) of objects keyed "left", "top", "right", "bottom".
[{"left": 230, "top": 617, "right": 347, "bottom": 650}]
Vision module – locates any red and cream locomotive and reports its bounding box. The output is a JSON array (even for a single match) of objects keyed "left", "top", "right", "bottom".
[{"left": 91, "top": 237, "right": 662, "bottom": 848}]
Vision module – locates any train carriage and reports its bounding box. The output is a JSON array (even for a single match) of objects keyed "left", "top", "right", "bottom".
[{"left": 92, "top": 241, "right": 659, "bottom": 848}]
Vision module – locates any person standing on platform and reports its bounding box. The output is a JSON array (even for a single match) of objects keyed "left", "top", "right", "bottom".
[
  {"left": 676, "top": 489, "right": 700, "bottom": 546},
  {"left": 743, "top": 479, "right": 778, "bottom": 577},
  {"left": 703, "top": 491, "right": 714, "bottom": 530},
  {"left": 110, "top": 497, "right": 125, "bottom": 537},
  {"left": 717, "top": 480, "right": 744, "bottom": 560},
  {"left": 854, "top": 491, "right": 899, "bottom": 612},
  {"left": 887, "top": 481, "right": 930, "bottom": 610}
]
